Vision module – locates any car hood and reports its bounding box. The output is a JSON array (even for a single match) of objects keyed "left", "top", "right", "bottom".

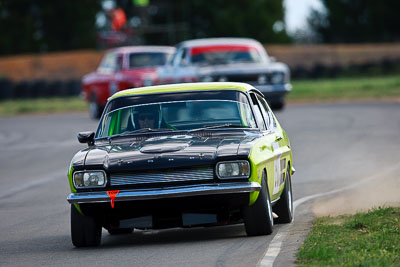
[
  {"left": 121, "top": 68, "right": 157, "bottom": 78},
  {"left": 197, "top": 61, "right": 288, "bottom": 76},
  {"left": 82, "top": 68, "right": 157, "bottom": 83},
  {"left": 120, "top": 68, "right": 157, "bottom": 76},
  {"left": 81, "top": 133, "right": 260, "bottom": 172}
]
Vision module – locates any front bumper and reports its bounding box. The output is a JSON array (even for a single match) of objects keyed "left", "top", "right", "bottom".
[
  {"left": 67, "top": 182, "right": 261, "bottom": 204},
  {"left": 252, "top": 83, "right": 292, "bottom": 95}
]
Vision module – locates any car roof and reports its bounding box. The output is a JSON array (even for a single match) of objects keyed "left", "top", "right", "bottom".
[
  {"left": 178, "top": 38, "right": 263, "bottom": 48},
  {"left": 109, "top": 82, "right": 258, "bottom": 100},
  {"left": 107, "top": 46, "right": 176, "bottom": 54}
]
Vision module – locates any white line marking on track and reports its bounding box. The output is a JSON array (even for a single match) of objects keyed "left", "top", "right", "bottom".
[
  {"left": 258, "top": 163, "right": 400, "bottom": 267},
  {"left": 0, "top": 170, "right": 65, "bottom": 200},
  {"left": 1, "top": 140, "right": 77, "bottom": 151}
]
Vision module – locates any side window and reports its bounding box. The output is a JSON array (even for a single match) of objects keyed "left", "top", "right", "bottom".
[
  {"left": 256, "top": 94, "right": 271, "bottom": 130},
  {"left": 250, "top": 93, "right": 266, "bottom": 130},
  {"left": 179, "top": 48, "right": 188, "bottom": 66},
  {"left": 116, "top": 54, "right": 123, "bottom": 71},
  {"left": 259, "top": 95, "right": 277, "bottom": 130},
  {"left": 172, "top": 47, "right": 187, "bottom": 66},
  {"left": 98, "top": 52, "right": 117, "bottom": 74}
]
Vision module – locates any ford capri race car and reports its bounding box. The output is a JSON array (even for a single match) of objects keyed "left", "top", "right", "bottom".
[
  {"left": 157, "top": 38, "right": 292, "bottom": 109},
  {"left": 67, "top": 82, "right": 294, "bottom": 247}
]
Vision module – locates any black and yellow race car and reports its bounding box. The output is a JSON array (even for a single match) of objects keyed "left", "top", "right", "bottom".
[{"left": 67, "top": 82, "right": 294, "bottom": 247}]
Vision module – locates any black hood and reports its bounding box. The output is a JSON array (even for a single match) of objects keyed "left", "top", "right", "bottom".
[{"left": 80, "top": 132, "right": 260, "bottom": 172}]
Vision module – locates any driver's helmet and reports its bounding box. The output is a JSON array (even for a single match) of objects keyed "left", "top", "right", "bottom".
[{"left": 132, "top": 104, "right": 162, "bottom": 129}]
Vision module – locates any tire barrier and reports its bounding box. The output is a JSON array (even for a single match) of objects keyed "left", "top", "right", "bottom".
[
  {"left": 0, "top": 79, "right": 82, "bottom": 100},
  {"left": 0, "top": 78, "right": 14, "bottom": 99}
]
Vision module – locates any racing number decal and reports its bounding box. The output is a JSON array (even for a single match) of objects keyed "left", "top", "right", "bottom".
[{"left": 272, "top": 142, "right": 282, "bottom": 195}]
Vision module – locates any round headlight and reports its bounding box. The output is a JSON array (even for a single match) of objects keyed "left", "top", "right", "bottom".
[
  {"left": 83, "top": 173, "right": 90, "bottom": 186},
  {"left": 73, "top": 172, "right": 84, "bottom": 187},
  {"left": 201, "top": 75, "right": 214, "bottom": 82},
  {"left": 271, "top": 73, "right": 284, "bottom": 84},
  {"left": 258, "top": 74, "right": 267, "bottom": 85},
  {"left": 143, "top": 76, "right": 154, "bottom": 86},
  {"left": 218, "top": 76, "right": 228, "bottom": 82}
]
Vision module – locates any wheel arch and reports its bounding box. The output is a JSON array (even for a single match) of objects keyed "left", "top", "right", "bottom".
[{"left": 249, "top": 167, "right": 269, "bottom": 206}]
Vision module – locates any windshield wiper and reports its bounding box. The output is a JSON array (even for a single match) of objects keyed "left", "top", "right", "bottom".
[
  {"left": 107, "top": 128, "right": 174, "bottom": 139},
  {"left": 189, "top": 124, "right": 249, "bottom": 133},
  {"left": 124, "top": 128, "right": 174, "bottom": 134}
]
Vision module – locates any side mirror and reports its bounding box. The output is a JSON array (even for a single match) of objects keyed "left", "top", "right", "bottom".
[
  {"left": 269, "top": 56, "right": 276, "bottom": 62},
  {"left": 77, "top": 131, "right": 95, "bottom": 145}
]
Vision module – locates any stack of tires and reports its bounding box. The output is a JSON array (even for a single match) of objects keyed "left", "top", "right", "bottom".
[{"left": 0, "top": 78, "right": 82, "bottom": 100}]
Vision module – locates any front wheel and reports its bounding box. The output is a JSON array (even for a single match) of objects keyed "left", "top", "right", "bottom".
[
  {"left": 71, "top": 204, "right": 102, "bottom": 247},
  {"left": 243, "top": 171, "right": 274, "bottom": 236},
  {"left": 273, "top": 167, "right": 293, "bottom": 223}
]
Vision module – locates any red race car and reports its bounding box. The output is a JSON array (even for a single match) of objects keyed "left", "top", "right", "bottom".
[{"left": 82, "top": 46, "right": 175, "bottom": 118}]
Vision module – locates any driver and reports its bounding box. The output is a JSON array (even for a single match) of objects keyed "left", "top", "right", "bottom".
[
  {"left": 132, "top": 104, "right": 176, "bottom": 130},
  {"left": 134, "top": 105, "right": 159, "bottom": 129},
  {"left": 138, "top": 112, "right": 156, "bottom": 128}
]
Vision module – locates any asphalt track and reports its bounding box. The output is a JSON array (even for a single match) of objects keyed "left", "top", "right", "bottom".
[{"left": 0, "top": 102, "right": 399, "bottom": 267}]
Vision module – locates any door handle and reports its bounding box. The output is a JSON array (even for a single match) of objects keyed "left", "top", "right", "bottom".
[{"left": 275, "top": 135, "right": 283, "bottom": 141}]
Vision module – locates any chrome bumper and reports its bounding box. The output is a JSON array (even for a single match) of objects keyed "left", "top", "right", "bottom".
[
  {"left": 67, "top": 182, "right": 261, "bottom": 204},
  {"left": 253, "top": 83, "right": 292, "bottom": 94}
]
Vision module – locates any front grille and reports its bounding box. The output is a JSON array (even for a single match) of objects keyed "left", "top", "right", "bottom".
[
  {"left": 110, "top": 166, "right": 214, "bottom": 186},
  {"left": 215, "top": 73, "right": 278, "bottom": 83},
  {"left": 222, "top": 73, "right": 261, "bottom": 82}
]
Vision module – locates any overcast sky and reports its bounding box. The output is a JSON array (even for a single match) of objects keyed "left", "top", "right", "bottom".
[{"left": 284, "top": 0, "right": 325, "bottom": 33}]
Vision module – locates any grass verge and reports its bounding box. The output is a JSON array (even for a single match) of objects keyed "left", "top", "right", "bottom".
[
  {"left": 297, "top": 207, "right": 400, "bottom": 266},
  {"left": 290, "top": 74, "right": 400, "bottom": 101},
  {"left": 0, "top": 97, "right": 87, "bottom": 116}
]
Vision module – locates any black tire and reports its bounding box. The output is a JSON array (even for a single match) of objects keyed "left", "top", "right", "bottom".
[
  {"left": 71, "top": 204, "right": 102, "bottom": 247},
  {"left": 273, "top": 167, "right": 293, "bottom": 223},
  {"left": 89, "top": 94, "right": 102, "bottom": 119},
  {"left": 243, "top": 171, "right": 274, "bottom": 236},
  {"left": 108, "top": 228, "right": 134, "bottom": 235}
]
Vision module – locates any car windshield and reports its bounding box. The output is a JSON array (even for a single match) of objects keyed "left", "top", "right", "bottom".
[
  {"left": 129, "top": 52, "right": 170, "bottom": 68},
  {"left": 97, "top": 99, "right": 257, "bottom": 138},
  {"left": 190, "top": 45, "right": 262, "bottom": 65}
]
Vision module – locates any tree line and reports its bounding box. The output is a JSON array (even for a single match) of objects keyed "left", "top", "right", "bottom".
[{"left": 0, "top": 0, "right": 399, "bottom": 56}]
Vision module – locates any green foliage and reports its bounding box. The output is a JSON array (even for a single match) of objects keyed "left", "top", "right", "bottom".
[
  {"left": 297, "top": 207, "right": 400, "bottom": 266},
  {"left": 120, "top": 0, "right": 291, "bottom": 44},
  {"left": 0, "top": 0, "right": 289, "bottom": 54},
  {"left": 0, "top": 0, "right": 101, "bottom": 55},
  {"left": 309, "top": 0, "right": 400, "bottom": 43},
  {"left": 186, "top": 0, "right": 290, "bottom": 43}
]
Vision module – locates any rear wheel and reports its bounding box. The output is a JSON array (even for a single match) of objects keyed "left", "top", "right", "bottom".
[
  {"left": 243, "top": 171, "right": 274, "bottom": 236},
  {"left": 274, "top": 167, "right": 293, "bottom": 223},
  {"left": 71, "top": 204, "right": 102, "bottom": 247}
]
